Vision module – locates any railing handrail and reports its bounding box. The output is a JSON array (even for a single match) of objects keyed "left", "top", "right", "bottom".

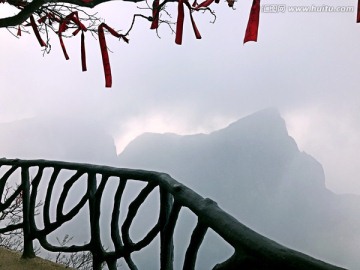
[{"left": 0, "top": 158, "right": 346, "bottom": 270}]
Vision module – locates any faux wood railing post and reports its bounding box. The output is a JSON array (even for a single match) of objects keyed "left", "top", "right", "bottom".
[
  {"left": 21, "top": 166, "right": 35, "bottom": 258},
  {"left": 88, "top": 172, "right": 103, "bottom": 270},
  {"left": 159, "top": 188, "right": 174, "bottom": 270}
]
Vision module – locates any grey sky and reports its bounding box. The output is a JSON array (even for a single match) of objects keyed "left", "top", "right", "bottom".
[{"left": 1, "top": 0, "right": 360, "bottom": 194}]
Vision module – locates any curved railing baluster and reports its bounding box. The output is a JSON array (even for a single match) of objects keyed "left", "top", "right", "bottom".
[
  {"left": 0, "top": 165, "right": 19, "bottom": 212},
  {"left": 183, "top": 220, "right": 208, "bottom": 270},
  {"left": 43, "top": 167, "right": 60, "bottom": 227},
  {"left": 159, "top": 188, "right": 173, "bottom": 270},
  {"left": 121, "top": 182, "right": 157, "bottom": 249},
  {"left": 161, "top": 201, "right": 182, "bottom": 270},
  {"left": 29, "top": 166, "right": 44, "bottom": 232},
  {"left": 111, "top": 178, "right": 126, "bottom": 254},
  {"left": 57, "top": 170, "right": 85, "bottom": 220}
]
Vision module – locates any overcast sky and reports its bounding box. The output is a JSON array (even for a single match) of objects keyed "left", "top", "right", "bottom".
[{"left": 1, "top": 0, "right": 360, "bottom": 194}]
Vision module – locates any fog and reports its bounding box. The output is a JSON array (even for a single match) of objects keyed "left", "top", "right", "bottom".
[
  {"left": 1, "top": 0, "right": 360, "bottom": 268},
  {"left": 118, "top": 109, "right": 360, "bottom": 269},
  {"left": 1, "top": 0, "right": 360, "bottom": 194}
]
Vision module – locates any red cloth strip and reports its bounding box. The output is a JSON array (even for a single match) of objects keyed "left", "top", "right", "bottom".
[
  {"left": 17, "top": 25, "right": 21, "bottom": 36},
  {"left": 97, "top": 23, "right": 129, "bottom": 87},
  {"left": 38, "top": 14, "right": 48, "bottom": 24},
  {"left": 57, "top": 12, "right": 88, "bottom": 61},
  {"left": 185, "top": 2, "right": 201, "bottom": 39},
  {"left": 150, "top": 0, "right": 160, "bottom": 29},
  {"left": 48, "top": 13, "right": 61, "bottom": 23},
  {"left": 357, "top": 0, "right": 360, "bottom": 22},
  {"left": 195, "top": 0, "right": 215, "bottom": 10},
  {"left": 98, "top": 23, "right": 113, "bottom": 88},
  {"left": 244, "top": 0, "right": 260, "bottom": 43},
  {"left": 67, "top": 12, "right": 87, "bottom": 31},
  {"left": 101, "top": 24, "right": 122, "bottom": 38},
  {"left": 81, "top": 31, "right": 87, "bottom": 72},
  {"left": 175, "top": 0, "right": 185, "bottom": 45},
  {"left": 30, "top": 15, "right": 46, "bottom": 47},
  {"left": 59, "top": 35, "right": 69, "bottom": 60},
  {"left": 73, "top": 28, "right": 81, "bottom": 36},
  {"left": 226, "top": 0, "right": 234, "bottom": 7},
  {"left": 58, "top": 21, "right": 69, "bottom": 60}
]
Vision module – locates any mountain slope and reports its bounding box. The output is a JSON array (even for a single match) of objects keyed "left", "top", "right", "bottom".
[{"left": 118, "top": 109, "right": 360, "bottom": 269}]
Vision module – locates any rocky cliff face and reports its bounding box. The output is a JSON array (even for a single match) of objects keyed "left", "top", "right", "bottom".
[{"left": 118, "top": 109, "right": 360, "bottom": 269}]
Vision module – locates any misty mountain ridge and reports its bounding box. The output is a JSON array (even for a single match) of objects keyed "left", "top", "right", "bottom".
[
  {"left": 119, "top": 108, "right": 326, "bottom": 194},
  {"left": 119, "top": 108, "right": 360, "bottom": 269},
  {"left": 1, "top": 109, "right": 360, "bottom": 268}
]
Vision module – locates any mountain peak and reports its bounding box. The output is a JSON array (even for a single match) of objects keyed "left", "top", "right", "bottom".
[
  {"left": 212, "top": 108, "right": 290, "bottom": 144},
  {"left": 227, "top": 108, "right": 283, "bottom": 129}
]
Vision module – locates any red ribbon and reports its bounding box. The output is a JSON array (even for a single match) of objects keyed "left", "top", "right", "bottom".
[
  {"left": 184, "top": 1, "right": 201, "bottom": 39},
  {"left": 244, "top": 0, "right": 260, "bottom": 43},
  {"left": 176, "top": 0, "right": 202, "bottom": 44},
  {"left": 175, "top": 0, "right": 185, "bottom": 45},
  {"left": 68, "top": 12, "right": 87, "bottom": 31},
  {"left": 81, "top": 31, "right": 87, "bottom": 72},
  {"left": 357, "top": 0, "right": 360, "bottom": 23},
  {"left": 226, "top": 0, "right": 234, "bottom": 7},
  {"left": 150, "top": 0, "right": 160, "bottom": 29},
  {"left": 57, "top": 11, "right": 88, "bottom": 67},
  {"left": 17, "top": 25, "right": 21, "bottom": 36},
  {"left": 58, "top": 21, "right": 70, "bottom": 60},
  {"left": 30, "top": 15, "right": 46, "bottom": 47},
  {"left": 48, "top": 13, "right": 61, "bottom": 23},
  {"left": 38, "top": 14, "right": 48, "bottom": 24},
  {"left": 98, "top": 23, "right": 128, "bottom": 88},
  {"left": 195, "top": 0, "right": 215, "bottom": 10},
  {"left": 98, "top": 24, "right": 111, "bottom": 87}
]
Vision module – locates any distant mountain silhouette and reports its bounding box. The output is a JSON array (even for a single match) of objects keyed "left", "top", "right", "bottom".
[
  {"left": 1, "top": 110, "right": 359, "bottom": 269},
  {"left": 118, "top": 108, "right": 360, "bottom": 269},
  {"left": 0, "top": 116, "right": 117, "bottom": 165}
]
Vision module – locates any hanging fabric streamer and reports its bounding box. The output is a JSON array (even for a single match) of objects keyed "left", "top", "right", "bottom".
[
  {"left": 195, "top": 0, "right": 215, "bottom": 10},
  {"left": 58, "top": 20, "right": 70, "bottom": 60},
  {"left": 81, "top": 31, "right": 87, "bottom": 72},
  {"left": 244, "top": 0, "right": 260, "bottom": 43},
  {"left": 150, "top": 0, "right": 160, "bottom": 29},
  {"left": 17, "top": 25, "right": 21, "bottom": 36},
  {"left": 184, "top": 1, "right": 201, "bottom": 39},
  {"left": 57, "top": 11, "right": 88, "bottom": 70},
  {"left": 30, "top": 15, "right": 46, "bottom": 47},
  {"left": 175, "top": 0, "right": 185, "bottom": 44},
  {"left": 98, "top": 23, "right": 129, "bottom": 88}
]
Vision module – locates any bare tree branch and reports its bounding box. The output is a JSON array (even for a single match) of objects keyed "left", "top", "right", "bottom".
[{"left": 0, "top": 0, "right": 47, "bottom": 27}]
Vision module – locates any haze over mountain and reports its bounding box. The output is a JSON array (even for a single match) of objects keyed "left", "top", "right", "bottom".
[
  {"left": 0, "top": 116, "right": 117, "bottom": 165},
  {"left": 118, "top": 108, "right": 360, "bottom": 269},
  {"left": 1, "top": 109, "right": 360, "bottom": 269}
]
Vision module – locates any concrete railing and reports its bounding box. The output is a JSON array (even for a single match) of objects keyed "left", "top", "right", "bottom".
[{"left": 0, "top": 158, "right": 346, "bottom": 270}]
